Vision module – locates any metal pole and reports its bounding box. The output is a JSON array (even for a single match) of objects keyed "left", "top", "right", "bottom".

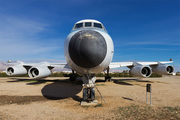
[
  {"left": 150, "top": 85, "right": 152, "bottom": 105},
  {"left": 146, "top": 84, "right": 152, "bottom": 105},
  {"left": 146, "top": 91, "right": 148, "bottom": 103}
]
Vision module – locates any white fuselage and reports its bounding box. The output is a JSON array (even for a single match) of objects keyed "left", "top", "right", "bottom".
[{"left": 64, "top": 28, "right": 114, "bottom": 75}]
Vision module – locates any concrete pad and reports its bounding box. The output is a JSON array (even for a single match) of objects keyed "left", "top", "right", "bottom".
[{"left": 80, "top": 100, "right": 98, "bottom": 106}]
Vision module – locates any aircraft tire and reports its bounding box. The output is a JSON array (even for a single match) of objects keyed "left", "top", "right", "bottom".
[
  {"left": 83, "top": 88, "right": 87, "bottom": 100},
  {"left": 105, "top": 76, "right": 112, "bottom": 82},
  {"left": 90, "top": 87, "right": 95, "bottom": 100},
  {"left": 70, "top": 76, "right": 76, "bottom": 81}
]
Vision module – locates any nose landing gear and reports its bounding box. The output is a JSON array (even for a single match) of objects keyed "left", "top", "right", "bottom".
[
  {"left": 83, "top": 87, "right": 95, "bottom": 101},
  {"left": 81, "top": 74, "right": 98, "bottom": 106}
]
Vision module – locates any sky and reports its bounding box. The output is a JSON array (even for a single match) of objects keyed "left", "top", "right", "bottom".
[{"left": 0, "top": 0, "right": 180, "bottom": 71}]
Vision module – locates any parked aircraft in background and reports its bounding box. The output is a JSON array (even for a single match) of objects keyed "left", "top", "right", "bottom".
[{"left": 6, "top": 19, "right": 174, "bottom": 102}]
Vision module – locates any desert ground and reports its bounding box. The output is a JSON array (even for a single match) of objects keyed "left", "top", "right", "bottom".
[{"left": 0, "top": 76, "right": 180, "bottom": 120}]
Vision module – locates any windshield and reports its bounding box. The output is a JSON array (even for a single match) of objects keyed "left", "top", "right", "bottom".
[
  {"left": 85, "top": 22, "right": 92, "bottom": 27},
  {"left": 72, "top": 21, "right": 107, "bottom": 32},
  {"left": 94, "top": 23, "right": 102, "bottom": 28},
  {"left": 74, "top": 23, "right": 83, "bottom": 29}
]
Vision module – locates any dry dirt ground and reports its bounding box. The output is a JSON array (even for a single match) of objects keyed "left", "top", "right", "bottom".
[{"left": 0, "top": 76, "right": 180, "bottom": 120}]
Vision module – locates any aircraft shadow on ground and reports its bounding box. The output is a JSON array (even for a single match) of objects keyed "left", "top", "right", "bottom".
[
  {"left": 7, "top": 77, "right": 153, "bottom": 102},
  {"left": 8, "top": 78, "right": 72, "bottom": 85},
  {"left": 7, "top": 78, "right": 83, "bottom": 102},
  {"left": 112, "top": 78, "right": 154, "bottom": 86},
  {"left": 41, "top": 82, "right": 83, "bottom": 102},
  {"left": 122, "top": 97, "right": 133, "bottom": 101}
]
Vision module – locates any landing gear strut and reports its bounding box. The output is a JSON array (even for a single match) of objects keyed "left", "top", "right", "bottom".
[
  {"left": 70, "top": 70, "right": 76, "bottom": 81},
  {"left": 105, "top": 67, "right": 112, "bottom": 82},
  {"left": 81, "top": 74, "right": 97, "bottom": 105},
  {"left": 81, "top": 74, "right": 109, "bottom": 107}
]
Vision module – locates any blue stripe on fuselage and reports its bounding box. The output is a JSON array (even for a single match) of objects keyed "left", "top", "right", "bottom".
[{"left": 71, "top": 28, "right": 107, "bottom": 34}]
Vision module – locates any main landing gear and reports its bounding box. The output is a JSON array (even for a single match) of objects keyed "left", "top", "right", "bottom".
[
  {"left": 105, "top": 67, "right": 112, "bottom": 82},
  {"left": 70, "top": 70, "right": 76, "bottom": 81}
]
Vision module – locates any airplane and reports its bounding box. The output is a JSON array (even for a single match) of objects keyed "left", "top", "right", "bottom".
[{"left": 6, "top": 19, "right": 174, "bottom": 102}]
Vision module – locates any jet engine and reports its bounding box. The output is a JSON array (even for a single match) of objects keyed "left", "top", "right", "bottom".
[
  {"left": 6, "top": 66, "right": 27, "bottom": 76},
  {"left": 28, "top": 66, "right": 52, "bottom": 79},
  {"left": 129, "top": 66, "right": 152, "bottom": 78},
  {"left": 151, "top": 65, "right": 174, "bottom": 75}
]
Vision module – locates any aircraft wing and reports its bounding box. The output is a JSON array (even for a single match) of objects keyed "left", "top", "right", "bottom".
[
  {"left": 8, "top": 61, "right": 70, "bottom": 69},
  {"left": 48, "top": 63, "right": 71, "bottom": 69},
  {"left": 109, "top": 61, "right": 173, "bottom": 68},
  {"left": 6, "top": 61, "right": 71, "bottom": 79},
  {"left": 109, "top": 62, "right": 133, "bottom": 68},
  {"left": 109, "top": 61, "right": 174, "bottom": 78}
]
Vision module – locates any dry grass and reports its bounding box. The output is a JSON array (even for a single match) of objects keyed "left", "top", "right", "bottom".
[
  {"left": 112, "top": 104, "right": 180, "bottom": 120},
  {"left": 0, "top": 95, "right": 48, "bottom": 105},
  {"left": 0, "top": 76, "right": 180, "bottom": 119}
]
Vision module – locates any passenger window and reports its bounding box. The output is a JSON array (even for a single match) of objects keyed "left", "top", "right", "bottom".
[
  {"left": 94, "top": 23, "right": 102, "bottom": 28},
  {"left": 74, "top": 23, "right": 83, "bottom": 29},
  {"left": 85, "top": 22, "right": 92, "bottom": 27}
]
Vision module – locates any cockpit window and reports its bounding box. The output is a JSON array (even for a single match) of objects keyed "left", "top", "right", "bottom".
[
  {"left": 74, "top": 23, "right": 83, "bottom": 29},
  {"left": 85, "top": 22, "right": 92, "bottom": 27},
  {"left": 94, "top": 23, "right": 102, "bottom": 28},
  {"left": 72, "top": 21, "right": 107, "bottom": 32}
]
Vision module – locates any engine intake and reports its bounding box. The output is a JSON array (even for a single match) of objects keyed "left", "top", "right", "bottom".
[
  {"left": 6, "top": 66, "right": 27, "bottom": 76},
  {"left": 151, "top": 65, "right": 174, "bottom": 75},
  {"left": 28, "top": 66, "right": 52, "bottom": 79},
  {"left": 130, "top": 66, "right": 152, "bottom": 78}
]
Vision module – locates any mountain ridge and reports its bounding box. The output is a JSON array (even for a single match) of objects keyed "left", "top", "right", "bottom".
[{"left": 0, "top": 61, "right": 9, "bottom": 71}]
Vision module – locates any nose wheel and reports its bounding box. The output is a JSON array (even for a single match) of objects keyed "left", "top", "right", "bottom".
[
  {"left": 83, "top": 87, "right": 95, "bottom": 101},
  {"left": 81, "top": 74, "right": 109, "bottom": 107},
  {"left": 81, "top": 74, "right": 98, "bottom": 105}
]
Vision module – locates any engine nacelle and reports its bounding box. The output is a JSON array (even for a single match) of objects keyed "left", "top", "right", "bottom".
[
  {"left": 129, "top": 66, "right": 152, "bottom": 78},
  {"left": 6, "top": 66, "right": 27, "bottom": 76},
  {"left": 151, "top": 65, "right": 174, "bottom": 75},
  {"left": 28, "top": 66, "right": 52, "bottom": 79}
]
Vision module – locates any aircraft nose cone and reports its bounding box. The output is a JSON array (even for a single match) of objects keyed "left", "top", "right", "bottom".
[{"left": 69, "top": 30, "right": 107, "bottom": 68}]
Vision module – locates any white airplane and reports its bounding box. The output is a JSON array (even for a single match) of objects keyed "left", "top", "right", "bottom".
[{"left": 6, "top": 19, "right": 174, "bottom": 102}]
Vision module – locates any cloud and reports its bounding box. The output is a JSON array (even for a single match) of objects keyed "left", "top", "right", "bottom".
[
  {"left": 0, "top": 14, "right": 64, "bottom": 61},
  {"left": 0, "top": 14, "right": 47, "bottom": 39},
  {"left": 128, "top": 42, "right": 180, "bottom": 46},
  {"left": 21, "top": 59, "right": 66, "bottom": 63},
  {"left": 118, "top": 47, "right": 178, "bottom": 51},
  {"left": 116, "top": 41, "right": 180, "bottom": 47}
]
